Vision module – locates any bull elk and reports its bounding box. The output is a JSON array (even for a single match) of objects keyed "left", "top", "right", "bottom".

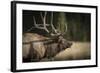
[{"left": 23, "top": 12, "right": 72, "bottom": 62}]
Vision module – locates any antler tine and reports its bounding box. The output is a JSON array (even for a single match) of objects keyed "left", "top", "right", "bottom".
[
  {"left": 51, "top": 12, "right": 67, "bottom": 36},
  {"left": 44, "top": 12, "right": 47, "bottom": 18},
  {"left": 50, "top": 12, "right": 61, "bottom": 36},
  {"left": 41, "top": 12, "right": 50, "bottom": 33},
  {"left": 33, "top": 16, "right": 41, "bottom": 29},
  {"left": 40, "top": 12, "right": 44, "bottom": 22},
  {"left": 33, "top": 12, "right": 50, "bottom": 33},
  {"left": 40, "top": 12, "right": 47, "bottom": 24}
]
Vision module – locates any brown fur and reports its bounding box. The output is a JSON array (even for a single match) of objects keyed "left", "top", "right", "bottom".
[{"left": 23, "top": 33, "right": 72, "bottom": 62}]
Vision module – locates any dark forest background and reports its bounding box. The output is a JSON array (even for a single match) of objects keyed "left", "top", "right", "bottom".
[{"left": 23, "top": 10, "right": 91, "bottom": 42}]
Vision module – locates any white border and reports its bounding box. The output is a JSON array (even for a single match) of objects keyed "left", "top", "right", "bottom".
[{"left": 16, "top": 3, "right": 96, "bottom": 70}]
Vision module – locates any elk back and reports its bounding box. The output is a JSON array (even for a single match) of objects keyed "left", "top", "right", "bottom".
[{"left": 23, "top": 33, "right": 48, "bottom": 61}]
